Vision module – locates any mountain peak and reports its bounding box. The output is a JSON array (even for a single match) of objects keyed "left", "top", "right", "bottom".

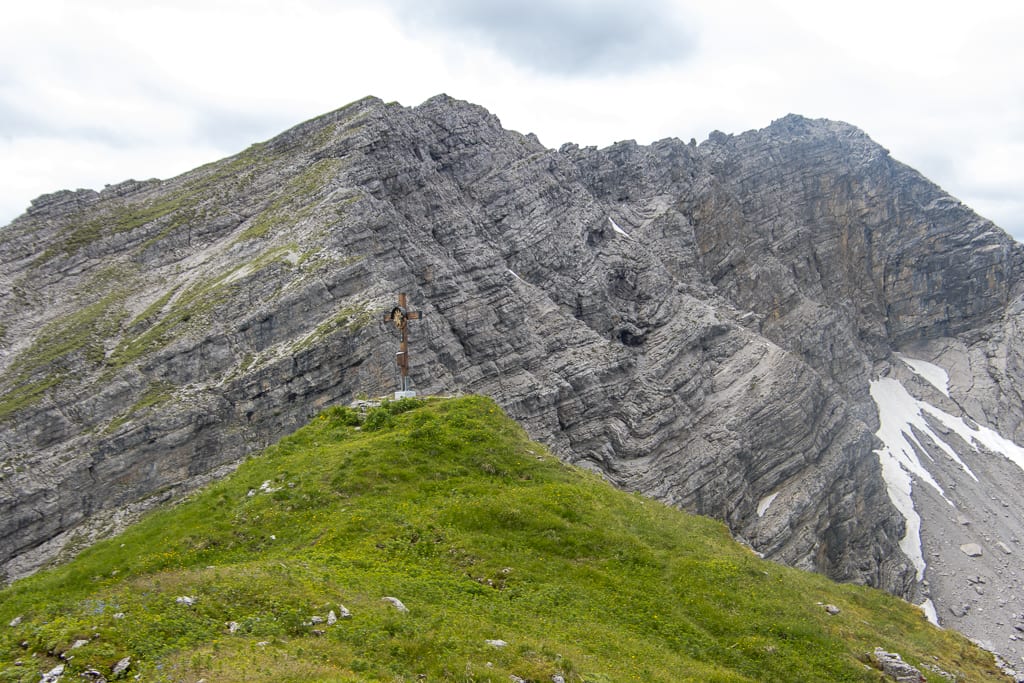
[{"left": 3, "top": 96, "right": 1024, "bottom": 664}]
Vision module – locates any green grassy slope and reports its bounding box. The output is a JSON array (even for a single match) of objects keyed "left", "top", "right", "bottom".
[{"left": 0, "top": 397, "right": 1007, "bottom": 682}]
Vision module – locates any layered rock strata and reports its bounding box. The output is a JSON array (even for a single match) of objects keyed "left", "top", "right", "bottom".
[{"left": 2, "top": 95, "right": 1023, "bottom": 653}]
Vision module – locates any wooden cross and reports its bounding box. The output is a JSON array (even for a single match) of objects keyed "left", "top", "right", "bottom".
[{"left": 385, "top": 292, "right": 423, "bottom": 395}]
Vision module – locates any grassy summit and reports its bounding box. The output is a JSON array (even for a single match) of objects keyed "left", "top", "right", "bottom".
[{"left": 0, "top": 396, "right": 1006, "bottom": 681}]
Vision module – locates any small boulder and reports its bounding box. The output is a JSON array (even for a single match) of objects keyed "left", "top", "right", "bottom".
[
  {"left": 337, "top": 604, "right": 352, "bottom": 619},
  {"left": 41, "top": 664, "right": 65, "bottom": 683},
  {"left": 8, "top": 615, "right": 22, "bottom": 627},
  {"left": 381, "top": 597, "right": 408, "bottom": 612},
  {"left": 869, "top": 648, "right": 925, "bottom": 682},
  {"left": 823, "top": 604, "right": 841, "bottom": 615},
  {"left": 327, "top": 610, "right": 337, "bottom": 625},
  {"left": 960, "top": 543, "right": 983, "bottom": 557},
  {"left": 227, "top": 621, "right": 240, "bottom": 633},
  {"left": 111, "top": 656, "right": 131, "bottom": 677},
  {"left": 175, "top": 596, "right": 196, "bottom": 607},
  {"left": 485, "top": 639, "right": 508, "bottom": 648}
]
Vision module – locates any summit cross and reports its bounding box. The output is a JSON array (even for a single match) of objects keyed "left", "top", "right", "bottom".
[{"left": 385, "top": 292, "right": 423, "bottom": 397}]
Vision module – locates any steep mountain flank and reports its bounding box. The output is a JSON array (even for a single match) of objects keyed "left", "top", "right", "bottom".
[{"left": 2, "top": 95, "right": 1024, "bottom": 657}]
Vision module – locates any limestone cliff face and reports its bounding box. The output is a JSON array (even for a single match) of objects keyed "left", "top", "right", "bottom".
[{"left": 2, "top": 97, "right": 1022, "bottom": 623}]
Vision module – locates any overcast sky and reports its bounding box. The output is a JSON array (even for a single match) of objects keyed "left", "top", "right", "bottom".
[{"left": 2, "top": 0, "right": 1021, "bottom": 239}]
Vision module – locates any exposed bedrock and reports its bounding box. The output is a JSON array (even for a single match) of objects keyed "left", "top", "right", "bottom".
[{"left": 2, "top": 97, "right": 1023, "bottom": 647}]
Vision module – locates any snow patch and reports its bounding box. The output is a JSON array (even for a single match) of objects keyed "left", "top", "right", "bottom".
[
  {"left": 506, "top": 269, "right": 524, "bottom": 282},
  {"left": 876, "top": 369, "right": 1024, "bottom": 477},
  {"left": 919, "top": 598, "right": 940, "bottom": 626},
  {"left": 757, "top": 492, "right": 779, "bottom": 518},
  {"left": 897, "top": 354, "right": 950, "bottom": 397},
  {"left": 922, "top": 403, "right": 1024, "bottom": 474},
  {"left": 871, "top": 365, "right": 1024, "bottom": 583},
  {"left": 871, "top": 377, "right": 960, "bottom": 581},
  {"left": 875, "top": 437, "right": 928, "bottom": 580},
  {"left": 871, "top": 378, "right": 971, "bottom": 504},
  {"left": 608, "top": 216, "right": 631, "bottom": 238}
]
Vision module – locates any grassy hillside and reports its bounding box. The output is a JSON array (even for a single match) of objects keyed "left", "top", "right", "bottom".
[{"left": 0, "top": 396, "right": 1007, "bottom": 682}]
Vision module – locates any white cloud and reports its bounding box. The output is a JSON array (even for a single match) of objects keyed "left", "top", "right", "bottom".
[
  {"left": 0, "top": 0, "right": 1021, "bottom": 240},
  {"left": 381, "top": 0, "right": 695, "bottom": 76}
]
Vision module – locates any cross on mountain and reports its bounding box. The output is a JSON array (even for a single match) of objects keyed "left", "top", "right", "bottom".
[{"left": 385, "top": 292, "right": 423, "bottom": 397}]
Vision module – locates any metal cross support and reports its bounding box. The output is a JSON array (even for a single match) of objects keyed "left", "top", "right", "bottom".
[{"left": 384, "top": 292, "right": 423, "bottom": 397}]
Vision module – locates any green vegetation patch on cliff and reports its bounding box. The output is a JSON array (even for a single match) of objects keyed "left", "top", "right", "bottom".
[
  {"left": 0, "top": 397, "right": 1006, "bottom": 682},
  {"left": 292, "top": 302, "right": 374, "bottom": 353},
  {"left": 36, "top": 143, "right": 277, "bottom": 262},
  {"left": 41, "top": 196, "right": 187, "bottom": 263},
  {"left": 110, "top": 280, "right": 230, "bottom": 368},
  {"left": 109, "top": 244, "right": 302, "bottom": 371},
  {"left": 102, "top": 381, "right": 177, "bottom": 435},
  {"left": 0, "top": 293, "right": 126, "bottom": 421},
  {"left": 234, "top": 158, "right": 346, "bottom": 243}
]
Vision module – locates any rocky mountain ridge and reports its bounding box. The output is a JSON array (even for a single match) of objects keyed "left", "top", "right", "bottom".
[{"left": 2, "top": 94, "right": 1024, "bottom": 659}]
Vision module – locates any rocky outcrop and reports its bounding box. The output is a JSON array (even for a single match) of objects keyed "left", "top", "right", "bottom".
[{"left": 3, "top": 95, "right": 1024, "bottom": 653}]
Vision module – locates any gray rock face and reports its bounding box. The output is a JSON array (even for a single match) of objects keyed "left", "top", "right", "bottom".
[
  {"left": 869, "top": 647, "right": 926, "bottom": 682},
  {"left": 2, "top": 95, "right": 1024, "bottom": 654}
]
